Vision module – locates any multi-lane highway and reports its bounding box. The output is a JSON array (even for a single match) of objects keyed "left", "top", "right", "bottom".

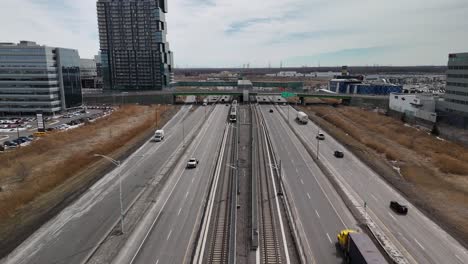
[
  {"left": 1, "top": 105, "right": 211, "bottom": 264},
  {"left": 114, "top": 104, "right": 230, "bottom": 264},
  {"left": 259, "top": 104, "right": 358, "bottom": 263},
  {"left": 2, "top": 98, "right": 467, "bottom": 264},
  {"left": 275, "top": 104, "right": 468, "bottom": 264}
]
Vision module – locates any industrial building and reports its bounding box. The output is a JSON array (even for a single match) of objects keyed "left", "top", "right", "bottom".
[
  {"left": 0, "top": 41, "right": 82, "bottom": 115},
  {"left": 329, "top": 79, "right": 403, "bottom": 95},
  {"left": 441, "top": 52, "right": 468, "bottom": 115},
  {"left": 97, "top": 0, "right": 173, "bottom": 91},
  {"left": 389, "top": 93, "right": 437, "bottom": 123}
]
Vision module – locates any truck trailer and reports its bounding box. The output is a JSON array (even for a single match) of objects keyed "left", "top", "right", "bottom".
[
  {"left": 296, "top": 111, "right": 308, "bottom": 124},
  {"left": 337, "top": 229, "right": 388, "bottom": 264}
]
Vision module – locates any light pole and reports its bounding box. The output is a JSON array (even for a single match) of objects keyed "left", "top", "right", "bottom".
[
  {"left": 182, "top": 119, "right": 185, "bottom": 147},
  {"left": 93, "top": 154, "right": 124, "bottom": 235}
]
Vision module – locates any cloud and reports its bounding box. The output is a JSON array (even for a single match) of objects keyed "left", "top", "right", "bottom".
[{"left": 1, "top": 0, "right": 467, "bottom": 66}]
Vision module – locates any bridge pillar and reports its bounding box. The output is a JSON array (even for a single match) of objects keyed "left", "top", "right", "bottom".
[{"left": 299, "top": 97, "right": 305, "bottom": 105}]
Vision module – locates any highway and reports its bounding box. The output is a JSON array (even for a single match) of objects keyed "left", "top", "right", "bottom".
[
  {"left": 276, "top": 104, "right": 468, "bottom": 264},
  {"left": 1, "top": 105, "right": 210, "bottom": 264},
  {"left": 258, "top": 104, "right": 358, "bottom": 263},
  {"left": 116, "top": 104, "right": 230, "bottom": 264}
]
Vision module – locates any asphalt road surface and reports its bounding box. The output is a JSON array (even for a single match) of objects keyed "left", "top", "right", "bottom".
[
  {"left": 259, "top": 105, "right": 358, "bottom": 264},
  {"left": 119, "top": 104, "right": 229, "bottom": 264},
  {"left": 276, "top": 104, "right": 468, "bottom": 264},
  {"left": 1, "top": 105, "right": 209, "bottom": 264}
]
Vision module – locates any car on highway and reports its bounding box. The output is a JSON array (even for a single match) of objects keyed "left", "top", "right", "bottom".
[
  {"left": 390, "top": 201, "right": 408, "bottom": 215},
  {"left": 316, "top": 133, "right": 325, "bottom": 140},
  {"left": 186, "top": 158, "right": 199, "bottom": 169},
  {"left": 269, "top": 109, "right": 274, "bottom": 113},
  {"left": 334, "top": 150, "right": 344, "bottom": 158}
]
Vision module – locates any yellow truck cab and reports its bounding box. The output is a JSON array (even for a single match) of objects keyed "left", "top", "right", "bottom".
[{"left": 337, "top": 229, "right": 356, "bottom": 248}]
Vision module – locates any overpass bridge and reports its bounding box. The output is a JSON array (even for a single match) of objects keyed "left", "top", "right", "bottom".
[{"left": 83, "top": 90, "right": 389, "bottom": 108}]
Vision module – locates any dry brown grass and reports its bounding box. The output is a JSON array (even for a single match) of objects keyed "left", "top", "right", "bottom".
[
  {"left": 306, "top": 106, "right": 468, "bottom": 175},
  {"left": 0, "top": 105, "right": 172, "bottom": 219}
]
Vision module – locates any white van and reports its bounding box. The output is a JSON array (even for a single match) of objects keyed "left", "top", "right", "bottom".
[{"left": 153, "top": 129, "right": 164, "bottom": 142}]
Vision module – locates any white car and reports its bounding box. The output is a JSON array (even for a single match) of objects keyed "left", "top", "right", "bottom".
[{"left": 186, "top": 158, "right": 199, "bottom": 169}]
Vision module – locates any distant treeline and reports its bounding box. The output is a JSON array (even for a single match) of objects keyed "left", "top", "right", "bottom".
[{"left": 175, "top": 66, "right": 446, "bottom": 76}]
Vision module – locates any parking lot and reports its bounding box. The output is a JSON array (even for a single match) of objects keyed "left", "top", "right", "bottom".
[{"left": 0, "top": 106, "right": 113, "bottom": 150}]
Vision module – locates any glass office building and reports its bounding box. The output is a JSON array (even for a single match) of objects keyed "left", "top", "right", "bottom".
[
  {"left": 0, "top": 41, "right": 82, "bottom": 115},
  {"left": 443, "top": 52, "right": 468, "bottom": 115},
  {"left": 97, "top": 0, "right": 173, "bottom": 91}
]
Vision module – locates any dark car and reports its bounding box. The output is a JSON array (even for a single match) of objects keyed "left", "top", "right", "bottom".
[
  {"left": 4, "top": 141, "right": 18, "bottom": 148},
  {"left": 390, "top": 201, "right": 408, "bottom": 215},
  {"left": 18, "top": 136, "right": 31, "bottom": 142},
  {"left": 316, "top": 133, "right": 325, "bottom": 140},
  {"left": 334, "top": 151, "right": 344, "bottom": 158},
  {"left": 269, "top": 109, "right": 274, "bottom": 113}
]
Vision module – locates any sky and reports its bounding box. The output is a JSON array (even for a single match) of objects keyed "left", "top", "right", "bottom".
[{"left": 1, "top": 0, "right": 467, "bottom": 67}]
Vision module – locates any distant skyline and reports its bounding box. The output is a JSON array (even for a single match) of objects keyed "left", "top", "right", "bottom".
[{"left": 1, "top": 0, "right": 467, "bottom": 67}]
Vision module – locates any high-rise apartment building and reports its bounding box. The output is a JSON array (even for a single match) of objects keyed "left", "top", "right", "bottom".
[
  {"left": 0, "top": 41, "right": 82, "bottom": 115},
  {"left": 97, "top": 0, "right": 173, "bottom": 91},
  {"left": 443, "top": 52, "right": 468, "bottom": 115}
]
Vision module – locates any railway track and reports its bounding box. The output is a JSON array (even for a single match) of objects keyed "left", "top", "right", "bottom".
[
  {"left": 206, "top": 123, "right": 236, "bottom": 264},
  {"left": 253, "top": 106, "right": 283, "bottom": 264}
]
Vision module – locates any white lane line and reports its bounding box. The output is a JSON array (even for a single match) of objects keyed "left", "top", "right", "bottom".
[
  {"left": 300, "top": 179, "right": 304, "bottom": 185},
  {"left": 370, "top": 194, "right": 378, "bottom": 201},
  {"left": 178, "top": 207, "right": 182, "bottom": 216},
  {"left": 155, "top": 259, "right": 159, "bottom": 264},
  {"left": 185, "top": 191, "right": 189, "bottom": 198},
  {"left": 295, "top": 168, "right": 299, "bottom": 173},
  {"left": 191, "top": 177, "right": 195, "bottom": 183},
  {"left": 387, "top": 212, "right": 397, "bottom": 221},
  {"left": 414, "top": 238, "right": 425, "bottom": 251},
  {"left": 315, "top": 210, "right": 320, "bottom": 218},
  {"left": 166, "top": 229, "right": 173, "bottom": 241},
  {"left": 326, "top": 233, "right": 332, "bottom": 244},
  {"left": 455, "top": 255, "right": 463, "bottom": 263},
  {"left": 307, "top": 193, "right": 311, "bottom": 200}
]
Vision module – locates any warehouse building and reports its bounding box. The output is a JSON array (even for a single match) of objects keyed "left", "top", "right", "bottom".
[
  {"left": 329, "top": 79, "right": 402, "bottom": 95},
  {"left": 0, "top": 41, "right": 82, "bottom": 115}
]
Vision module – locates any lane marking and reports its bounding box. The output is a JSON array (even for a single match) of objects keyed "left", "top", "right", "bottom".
[
  {"left": 455, "top": 255, "right": 463, "bottom": 263},
  {"left": 326, "top": 233, "right": 332, "bottom": 244},
  {"left": 387, "top": 212, "right": 397, "bottom": 221},
  {"left": 414, "top": 238, "right": 425, "bottom": 251},
  {"left": 300, "top": 179, "right": 304, "bottom": 185},
  {"left": 370, "top": 194, "right": 378, "bottom": 202},
  {"left": 315, "top": 210, "right": 320, "bottom": 218},
  {"left": 185, "top": 191, "right": 189, "bottom": 198},
  {"left": 191, "top": 177, "right": 195, "bottom": 183},
  {"left": 166, "top": 229, "right": 173, "bottom": 241},
  {"left": 155, "top": 259, "right": 159, "bottom": 264},
  {"left": 307, "top": 193, "right": 311, "bottom": 200},
  {"left": 178, "top": 208, "right": 182, "bottom": 216}
]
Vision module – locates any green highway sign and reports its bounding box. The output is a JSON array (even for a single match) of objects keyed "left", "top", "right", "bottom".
[{"left": 281, "top": 92, "right": 296, "bottom": 98}]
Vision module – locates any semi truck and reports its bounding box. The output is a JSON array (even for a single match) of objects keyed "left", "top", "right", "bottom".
[
  {"left": 296, "top": 111, "right": 308, "bottom": 124},
  {"left": 337, "top": 229, "right": 388, "bottom": 264}
]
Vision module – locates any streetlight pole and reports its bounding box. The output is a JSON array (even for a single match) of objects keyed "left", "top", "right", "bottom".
[
  {"left": 182, "top": 119, "right": 185, "bottom": 147},
  {"left": 93, "top": 154, "right": 124, "bottom": 235}
]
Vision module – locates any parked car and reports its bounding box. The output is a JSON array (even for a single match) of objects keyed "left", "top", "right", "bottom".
[
  {"left": 186, "top": 158, "right": 199, "bottom": 169},
  {"left": 4, "top": 141, "right": 18, "bottom": 148},
  {"left": 316, "top": 133, "right": 325, "bottom": 140},
  {"left": 334, "top": 151, "right": 344, "bottom": 158},
  {"left": 390, "top": 201, "right": 408, "bottom": 215}
]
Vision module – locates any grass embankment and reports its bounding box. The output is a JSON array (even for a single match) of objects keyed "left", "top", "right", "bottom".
[
  {"left": 0, "top": 105, "right": 176, "bottom": 246},
  {"left": 300, "top": 105, "right": 468, "bottom": 245}
]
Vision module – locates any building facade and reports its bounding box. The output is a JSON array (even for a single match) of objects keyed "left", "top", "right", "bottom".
[
  {"left": 389, "top": 93, "right": 437, "bottom": 123},
  {"left": 329, "top": 79, "right": 402, "bottom": 95},
  {"left": 442, "top": 52, "right": 468, "bottom": 115},
  {"left": 0, "top": 41, "right": 82, "bottom": 115},
  {"left": 97, "top": 0, "right": 173, "bottom": 91}
]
